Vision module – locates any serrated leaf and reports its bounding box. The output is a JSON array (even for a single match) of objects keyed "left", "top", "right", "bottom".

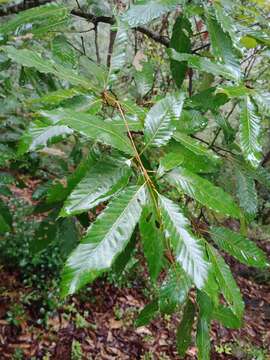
[
  {"left": 139, "top": 206, "right": 164, "bottom": 282},
  {"left": 161, "top": 140, "right": 219, "bottom": 174},
  {"left": 170, "top": 15, "right": 192, "bottom": 88},
  {"left": 187, "top": 87, "right": 229, "bottom": 112},
  {"left": 159, "top": 194, "right": 208, "bottom": 288},
  {"left": 176, "top": 299, "right": 195, "bottom": 357},
  {"left": 51, "top": 35, "right": 76, "bottom": 67},
  {"left": 2, "top": 46, "right": 92, "bottom": 89},
  {"left": 47, "top": 152, "right": 97, "bottom": 204},
  {"left": 159, "top": 266, "right": 192, "bottom": 314},
  {"left": 196, "top": 291, "right": 213, "bottom": 360},
  {"left": 210, "top": 227, "right": 267, "bottom": 268},
  {"left": 206, "top": 243, "right": 244, "bottom": 318},
  {"left": 168, "top": 50, "right": 239, "bottom": 80},
  {"left": 166, "top": 167, "right": 241, "bottom": 218},
  {"left": 41, "top": 109, "right": 134, "bottom": 155},
  {"left": 243, "top": 163, "right": 270, "bottom": 190},
  {"left": 19, "top": 121, "right": 73, "bottom": 154},
  {"left": 206, "top": 9, "right": 241, "bottom": 80},
  {"left": 61, "top": 159, "right": 131, "bottom": 216},
  {"left": 61, "top": 185, "right": 147, "bottom": 295},
  {"left": 122, "top": 1, "right": 179, "bottom": 27},
  {"left": 135, "top": 299, "right": 159, "bottom": 327},
  {"left": 109, "top": 20, "right": 128, "bottom": 81},
  {"left": 144, "top": 93, "right": 185, "bottom": 148},
  {"left": 29, "top": 87, "right": 86, "bottom": 107},
  {"left": 173, "top": 132, "right": 221, "bottom": 167},
  {"left": 134, "top": 61, "right": 154, "bottom": 98},
  {"left": 239, "top": 96, "right": 262, "bottom": 168},
  {"left": 0, "top": 3, "right": 69, "bottom": 37},
  {"left": 175, "top": 109, "right": 208, "bottom": 134},
  {"left": 235, "top": 167, "right": 257, "bottom": 217},
  {"left": 253, "top": 92, "right": 270, "bottom": 116},
  {"left": 212, "top": 304, "right": 242, "bottom": 329}
]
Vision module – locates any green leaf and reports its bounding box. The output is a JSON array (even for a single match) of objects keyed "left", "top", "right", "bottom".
[
  {"left": 109, "top": 20, "right": 128, "bottom": 80},
  {"left": 134, "top": 61, "right": 154, "bottom": 98},
  {"left": 210, "top": 226, "right": 267, "bottom": 268},
  {"left": 161, "top": 140, "right": 219, "bottom": 174},
  {"left": 61, "top": 185, "right": 147, "bottom": 295},
  {"left": 206, "top": 243, "right": 244, "bottom": 318},
  {"left": 144, "top": 93, "right": 185, "bottom": 148},
  {"left": 239, "top": 96, "right": 262, "bottom": 168},
  {"left": 18, "top": 121, "right": 73, "bottom": 154},
  {"left": 46, "top": 151, "right": 97, "bottom": 204},
  {"left": 166, "top": 167, "right": 241, "bottom": 219},
  {"left": 51, "top": 35, "right": 76, "bottom": 67},
  {"left": 176, "top": 299, "right": 195, "bottom": 357},
  {"left": 60, "top": 158, "right": 131, "bottom": 216},
  {"left": 175, "top": 109, "right": 208, "bottom": 135},
  {"left": 173, "top": 132, "right": 221, "bottom": 167},
  {"left": 56, "top": 218, "right": 79, "bottom": 257},
  {"left": 159, "top": 266, "right": 191, "bottom": 314},
  {"left": 168, "top": 50, "right": 239, "bottom": 80},
  {"left": 235, "top": 167, "right": 257, "bottom": 217},
  {"left": 135, "top": 299, "right": 159, "bottom": 327},
  {"left": 2, "top": 46, "right": 92, "bottom": 89},
  {"left": 122, "top": 1, "right": 178, "bottom": 27},
  {"left": 253, "top": 92, "right": 270, "bottom": 116},
  {"left": 159, "top": 194, "right": 209, "bottom": 288},
  {"left": 29, "top": 87, "right": 86, "bottom": 107},
  {"left": 243, "top": 163, "right": 270, "bottom": 191},
  {"left": 170, "top": 15, "right": 192, "bottom": 88},
  {"left": 0, "top": 3, "right": 69, "bottom": 37},
  {"left": 196, "top": 291, "right": 213, "bottom": 360},
  {"left": 139, "top": 206, "right": 164, "bottom": 282},
  {"left": 112, "top": 231, "right": 137, "bottom": 276},
  {"left": 41, "top": 109, "right": 134, "bottom": 155},
  {"left": 187, "top": 87, "right": 228, "bottom": 112},
  {"left": 0, "top": 214, "right": 10, "bottom": 234},
  {"left": 212, "top": 304, "right": 242, "bottom": 329},
  {"left": 206, "top": 9, "right": 241, "bottom": 80}
]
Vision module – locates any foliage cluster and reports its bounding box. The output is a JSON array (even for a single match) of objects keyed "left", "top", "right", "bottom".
[{"left": 0, "top": 0, "right": 270, "bottom": 358}]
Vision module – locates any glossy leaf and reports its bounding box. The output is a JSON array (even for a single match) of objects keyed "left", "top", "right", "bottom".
[
  {"left": 122, "top": 1, "right": 179, "bottom": 27},
  {"left": 176, "top": 299, "right": 195, "bottom": 357},
  {"left": 2, "top": 46, "right": 92, "bottom": 89},
  {"left": 239, "top": 96, "right": 262, "bottom": 168},
  {"left": 206, "top": 243, "right": 244, "bottom": 319},
  {"left": 61, "top": 159, "right": 131, "bottom": 216},
  {"left": 159, "top": 194, "right": 209, "bottom": 288},
  {"left": 41, "top": 109, "right": 134, "bottom": 155},
  {"left": 61, "top": 185, "right": 147, "bottom": 295},
  {"left": 210, "top": 226, "right": 267, "bottom": 268},
  {"left": 174, "top": 109, "right": 208, "bottom": 135},
  {"left": 173, "top": 132, "right": 221, "bottom": 167},
  {"left": 170, "top": 15, "right": 192, "bottom": 88},
  {"left": 212, "top": 304, "right": 242, "bottom": 329},
  {"left": 168, "top": 50, "right": 239, "bottom": 80},
  {"left": 144, "top": 93, "right": 185, "bottom": 148},
  {"left": 166, "top": 168, "right": 241, "bottom": 219},
  {"left": 235, "top": 167, "right": 258, "bottom": 217},
  {"left": 206, "top": 9, "right": 241, "bottom": 80}
]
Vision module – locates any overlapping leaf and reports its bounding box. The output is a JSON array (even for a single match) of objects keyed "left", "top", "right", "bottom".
[
  {"left": 210, "top": 227, "right": 267, "bottom": 268},
  {"left": 206, "top": 243, "right": 244, "bottom": 318},
  {"left": 40, "top": 109, "right": 134, "bottom": 155},
  {"left": 61, "top": 185, "right": 147, "bottom": 295},
  {"left": 235, "top": 167, "right": 258, "bottom": 217},
  {"left": 159, "top": 194, "right": 208, "bottom": 288},
  {"left": 166, "top": 167, "right": 241, "bottom": 218},
  {"left": 144, "top": 93, "right": 185, "bottom": 148},
  {"left": 122, "top": 1, "right": 179, "bottom": 27},
  {"left": 139, "top": 206, "right": 164, "bottom": 282},
  {"left": 168, "top": 50, "right": 239, "bottom": 81},
  {"left": 61, "top": 159, "right": 131, "bottom": 216}
]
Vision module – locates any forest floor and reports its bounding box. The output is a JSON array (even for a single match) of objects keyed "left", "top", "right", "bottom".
[{"left": 0, "top": 183, "right": 269, "bottom": 360}]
